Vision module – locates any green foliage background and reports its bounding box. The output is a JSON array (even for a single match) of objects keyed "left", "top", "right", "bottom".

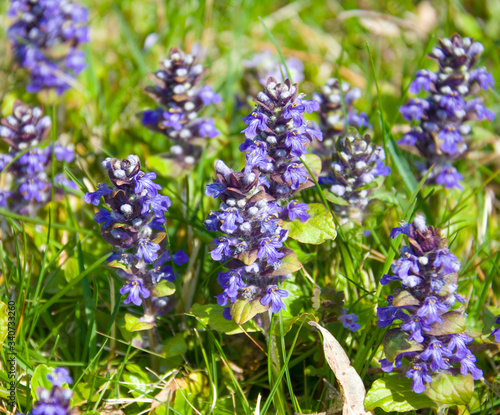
[{"left": 0, "top": 0, "right": 499, "bottom": 414}]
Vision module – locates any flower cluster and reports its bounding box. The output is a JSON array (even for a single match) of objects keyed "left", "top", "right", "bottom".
[
  {"left": 141, "top": 47, "right": 221, "bottom": 168},
  {"left": 243, "top": 50, "right": 305, "bottom": 85},
  {"left": 0, "top": 100, "right": 75, "bottom": 215},
  {"left": 240, "top": 77, "right": 322, "bottom": 205},
  {"left": 205, "top": 78, "right": 322, "bottom": 320},
  {"left": 84, "top": 155, "right": 188, "bottom": 314},
  {"left": 321, "top": 129, "right": 390, "bottom": 223},
  {"left": 378, "top": 216, "right": 482, "bottom": 394},
  {"left": 7, "top": 0, "right": 89, "bottom": 94},
  {"left": 24, "top": 367, "right": 73, "bottom": 415},
  {"left": 205, "top": 160, "right": 297, "bottom": 318},
  {"left": 313, "top": 78, "right": 370, "bottom": 164},
  {"left": 399, "top": 34, "right": 495, "bottom": 189}
]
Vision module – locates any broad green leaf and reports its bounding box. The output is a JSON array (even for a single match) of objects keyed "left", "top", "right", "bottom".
[
  {"left": 279, "top": 277, "right": 306, "bottom": 318},
  {"left": 453, "top": 11, "right": 483, "bottom": 39},
  {"left": 151, "top": 232, "right": 166, "bottom": 244},
  {"left": 31, "top": 365, "right": 53, "bottom": 400},
  {"left": 367, "top": 190, "right": 398, "bottom": 206},
  {"left": 384, "top": 328, "right": 423, "bottom": 362},
  {"left": 123, "top": 364, "right": 155, "bottom": 398},
  {"left": 72, "top": 382, "right": 93, "bottom": 406},
  {"left": 147, "top": 155, "right": 184, "bottom": 178},
  {"left": 324, "top": 190, "right": 350, "bottom": 206},
  {"left": 124, "top": 313, "right": 155, "bottom": 332},
  {"left": 231, "top": 298, "right": 269, "bottom": 325},
  {"left": 427, "top": 311, "right": 465, "bottom": 336},
  {"left": 365, "top": 198, "right": 387, "bottom": 215},
  {"left": 392, "top": 289, "right": 420, "bottom": 307},
  {"left": 189, "top": 303, "right": 259, "bottom": 335},
  {"left": 482, "top": 305, "right": 500, "bottom": 334},
  {"left": 301, "top": 153, "right": 322, "bottom": 179},
  {"left": 262, "top": 248, "right": 302, "bottom": 277},
  {"left": 151, "top": 280, "right": 176, "bottom": 297},
  {"left": 365, "top": 376, "right": 437, "bottom": 412},
  {"left": 162, "top": 334, "right": 188, "bottom": 358},
  {"left": 282, "top": 203, "right": 337, "bottom": 244},
  {"left": 425, "top": 373, "right": 474, "bottom": 406}
]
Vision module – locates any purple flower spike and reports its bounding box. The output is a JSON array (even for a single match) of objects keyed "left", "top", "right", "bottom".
[
  {"left": 284, "top": 201, "right": 310, "bottom": 222},
  {"left": 47, "top": 367, "right": 73, "bottom": 387},
  {"left": 325, "top": 129, "right": 390, "bottom": 223},
  {"left": 88, "top": 155, "right": 181, "bottom": 318},
  {"left": 241, "top": 110, "right": 269, "bottom": 139},
  {"left": 409, "top": 70, "right": 438, "bottom": 94},
  {"left": 206, "top": 78, "right": 318, "bottom": 320},
  {"left": 313, "top": 78, "right": 371, "bottom": 164},
  {"left": 400, "top": 99, "right": 430, "bottom": 121},
  {"left": 261, "top": 286, "right": 288, "bottom": 313},
  {"left": 406, "top": 363, "right": 433, "bottom": 394},
  {"left": 140, "top": 47, "right": 220, "bottom": 168},
  {"left": 458, "top": 354, "right": 483, "bottom": 380},
  {"left": 135, "top": 239, "right": 160, "bottom": 264},
  {"left": 399, "top": 34, "right": 495, "bottom": 189},
  {"left": 31, "top": 367, "right": 74, "bottom": 415},
  {"left": 120, "top": 280, "right": 151, "bottom": 306},
  {"left": 7, "top": 0, "right": 89, "bottom": 94},
  {"left": 435, "top": 166, "right": 464, "bottom": 190},
  {"left": 379, "top": 217, "right": 482, "bottom": 394},
  {"left": 0, "top": 101, "right": 74, "bottom": 214},
  {"left": 198, "top": 85, "right": 222, "bottom": 105},
  {"left": 258, "top": 237, "right": 285, "bottom": 264},
  {"left": 84, "top": 183, "right": 113, "bottom": 206}
]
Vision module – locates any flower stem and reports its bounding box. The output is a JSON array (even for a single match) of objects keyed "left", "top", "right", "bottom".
[
  {"left": 143, "top": 297, "right": 160, "bottom": 372},
  {"left": 261, "top": 311, "right": 290, "bottom": 415}
]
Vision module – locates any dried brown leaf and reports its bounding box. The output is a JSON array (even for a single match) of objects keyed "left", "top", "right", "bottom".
[{"left": 309, "top": 321, "right": 373, "bottom": 415}]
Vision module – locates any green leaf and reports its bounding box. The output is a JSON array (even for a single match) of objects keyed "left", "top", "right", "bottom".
[
  {"left": 108, "top": 260, "right": 130, "bottom": 272},
  {"left": 189, "top": 303, "right": 259, "bottom": 335},
  {"left": 124, "top": 313, "right": 155, "bottom": 332},
  {"left": 365, "top": 198, "right": 387, "bottom": 215},
  {"left": 427, "top": 311, "right": 465, "bottom": 336},
  {"left": 123, "top": 364, "right": 155, "bottom": 398},
  {"left": 453, "top": 11, "right": 483, "bottom": 39},
  {"left": 301, "top": 153, "right": 322, "bottom": 179},
  {"left": 282, "top": 203, "right": 337, "bottom": 244},
  {"left": 279, "top": 277, "right": 306, "bottom": 318},
  {"left": 151, "top": 232, "right": 166, "bottom": 244},
  {"left": 384, "top": 328, "right": 424, "bottom": 362},
  {"left": 425, "top": 373, "right": 474, "bottom": 406},
  {"left": 365, "top": 376, "right": 438, "bottom": 412},
  {"left": 262, "top": 248, "right": 302, "bottom": 277},
  {"left": 0, "top": 302, "right": 9, "bottom": 349},
  {"left": 151, "top": 280, "right": 176, "bottom": 297},
  {"left": 324, "top": 190, "right": 350, "bottom": 206},
  {"left": 72, "top": 382, "right": 93, "bottom": 406},
  {"left": 162, "top": 334, "right": 187, "bottom": 358},
  {"left": 231, "top": 298, "right": 269, "bottom": 325},
  {"left": 31, "top": 364, "right": 53, "bottom": 400},
  {"left": 392, "top": 289, "right": 420, "bottom": 307},
  {"left": 482, "top": 305, "right": 500, "bottom": 334},
  {"left": 147, "top": 155, "right": 186, "bottom": 178}
]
